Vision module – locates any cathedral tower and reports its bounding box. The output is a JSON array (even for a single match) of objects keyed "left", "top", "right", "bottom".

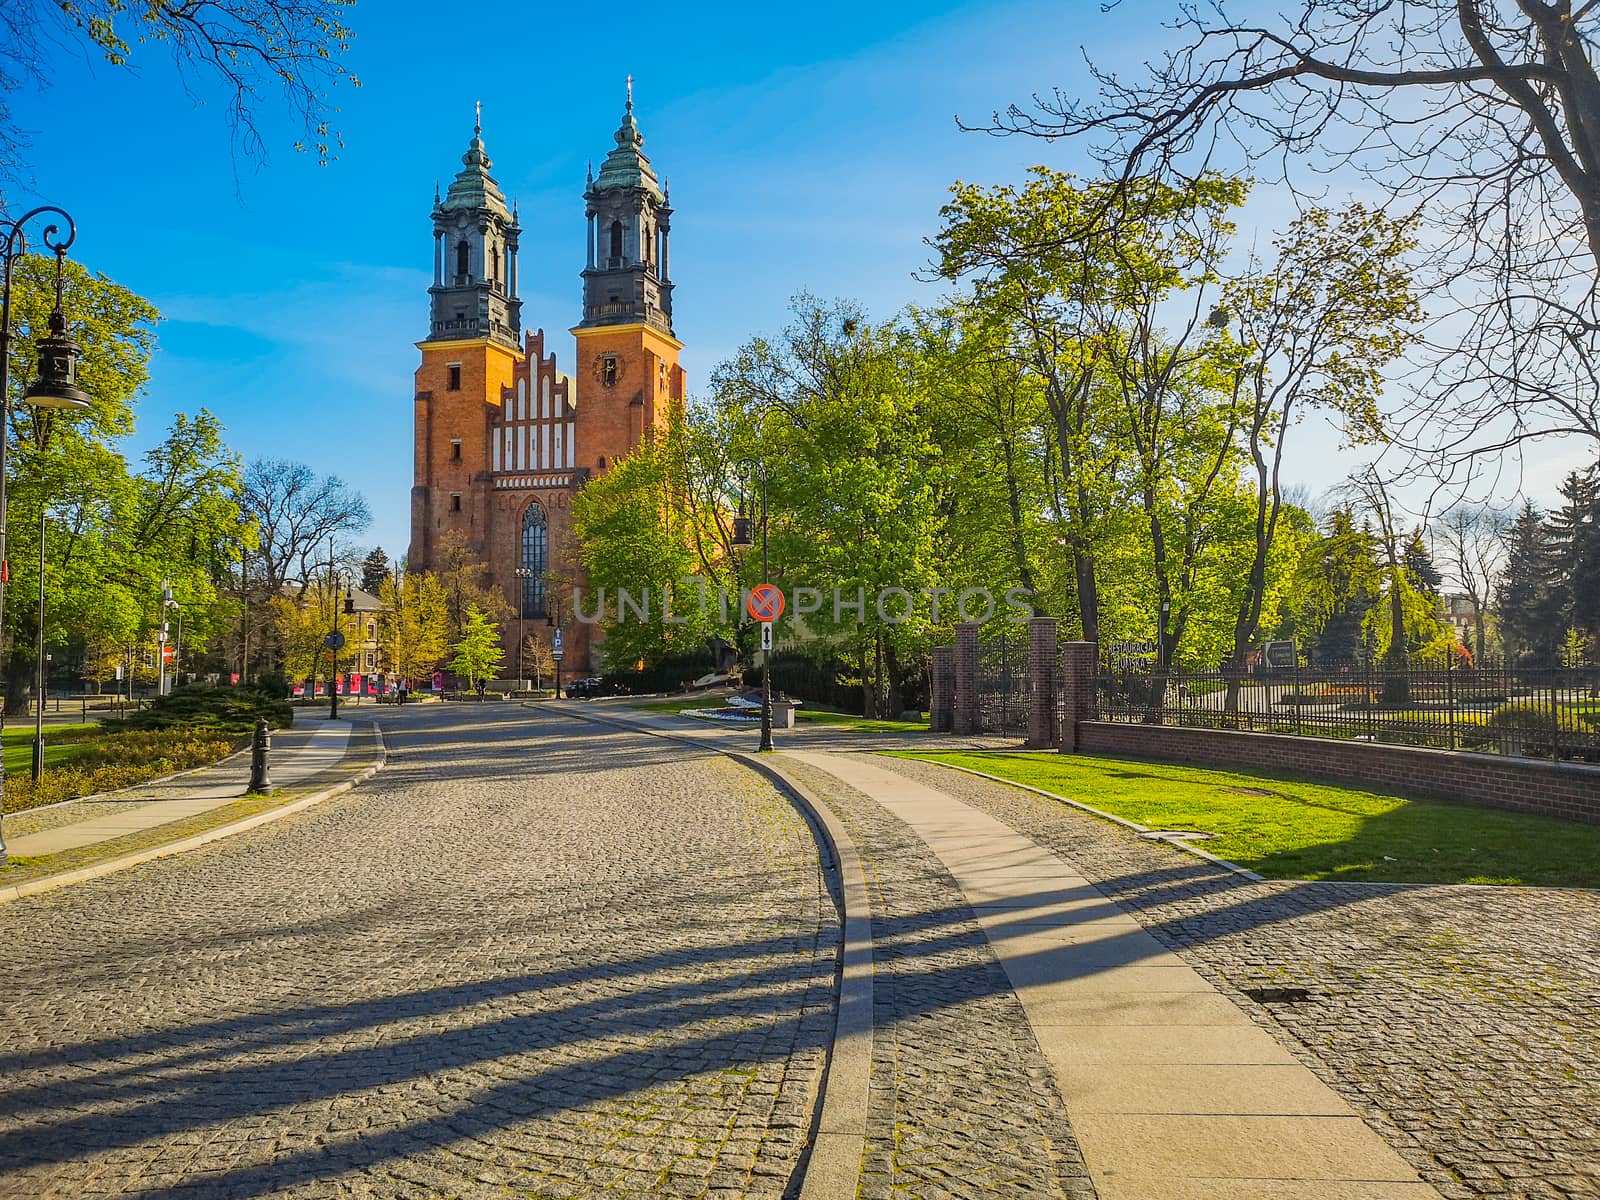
[
  {"left": 409, "top": 92, "right": 685, "bottom": 678},
  {"left": 411, "top": 110, "right": 525, "bottom": 573},
  {"left": 572, "top": 82, "right": 685, "bottom": 472}
]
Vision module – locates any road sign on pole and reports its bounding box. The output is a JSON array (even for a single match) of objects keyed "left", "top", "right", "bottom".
[
  {"left": 761, "top": 623, "right": 773, "bottom": 651},
  {"left": 747, "top": 584, "right": 784, "bottom": 622}
]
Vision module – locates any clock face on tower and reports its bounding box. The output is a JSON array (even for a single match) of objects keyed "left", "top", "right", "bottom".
[{"left": 593, "top": 353, "right": 624, "bottom": 388}]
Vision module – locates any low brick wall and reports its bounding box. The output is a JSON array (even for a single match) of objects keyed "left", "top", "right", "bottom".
[{"left": 1078, "top": 721, "right": 1600, "bottom": 826}]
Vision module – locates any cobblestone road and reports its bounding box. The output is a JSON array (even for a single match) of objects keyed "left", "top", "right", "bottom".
[
  {"left": 877, "top": 755, "right": 1600, "bottom": 1200},
  {"left": 0, "top": 706, "right": 836, "bottom": 1200},
  {"left": 779, "top": 758, "right": 1095, "bottom": 1200}
]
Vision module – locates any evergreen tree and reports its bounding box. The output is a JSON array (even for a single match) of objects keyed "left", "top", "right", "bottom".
[
  {"left": 1403, "top": 530, "right": 1444, "bottom": 594},
  {"left": 1545, "top": 469, "right": 1600, "bottom": 641},
  {"left": 1291, "top": 508, "right": 1382, "bottom": 665},
  {"left": 1496, "top": 503, "right": 1563, "bottom": 664},
  {"left": 360, "top": 546, "right": 390, "bottom": 594}
]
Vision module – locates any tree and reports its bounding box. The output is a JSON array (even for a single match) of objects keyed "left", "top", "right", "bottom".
[
  {"left": 1433, "top": 505, "right": 1510, "bottom": 661},
  {"left": 522, "top": 636, "right": 557, "bottom": 689},
  {"left": 569, "top": 428, "right": 719, "bottom": 670},
  {"left": 450, "top": 605, "right": 503, "bottom": 693},
  {"left": 432, "top": 529, "right": 512, "bottom": 642},
  {"left": 909, "top": 302, "right": 1055, "bottom": 620},
  {"left": 1497, "top": 502, "right": 1564, "bottom": 663},
  {"left": 1546, "top": 467, "right": 1600, "bottom": 645},
  {"left": 359, "top": 547, "right": 390, "bottom": 594},
  {"left": 1, "top": 256, "right": 245, "bottom": 713},
  {"left": 1216, "top": 204, "right": 1419, "bottom": 704},
  {"left": 1288, "top": 507, "right": 1384, "bottom": 666},
  {"left": 935, "top": 172, "right": 1246, "bottom": 643},
  {"left": 1, "top": 0, "right": 358, "bottom": 182},
  {"left": 713, "top": 296, "right": 942, "bottom": 717},
  {"left": 988, "top": 0, "right": 1600, "bottom": 470},
  {"left": 236, "top": 459, "right": 370, "bottom": 594},
  {"left": 377, "top": 570, "right": 448, "bottom": 685}
]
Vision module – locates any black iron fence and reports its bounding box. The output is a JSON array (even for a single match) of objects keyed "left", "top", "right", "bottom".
[
  {"left": 978, "top": 632, "right": 1028, "bottom": 735},
  {"left": 1096, "top": 659, "right": 1600, "bottom": 761}
]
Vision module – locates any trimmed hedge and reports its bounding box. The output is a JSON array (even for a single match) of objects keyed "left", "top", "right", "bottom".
[{"left": 102, "top": 684, "right": 292, "bottom": 734}]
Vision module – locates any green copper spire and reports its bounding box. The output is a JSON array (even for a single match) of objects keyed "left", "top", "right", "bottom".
[
  {"left": 441, "top": 103, "right": 510, "bottom": 218},
  {"left": 591, "top": 79, "right": 663, "bottom": 201}
]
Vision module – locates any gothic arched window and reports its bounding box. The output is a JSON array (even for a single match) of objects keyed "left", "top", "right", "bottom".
[
  {"left": 609, "top": 220, "right": 623, "bottom": 262},
  {"left": 521, "top": 503, "right": 547, "bottom": 618},
  {"left": 456, "top": 240, "right": 470, "bottom": 281}
]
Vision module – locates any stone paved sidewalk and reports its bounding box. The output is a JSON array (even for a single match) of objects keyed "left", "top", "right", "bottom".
[
  {"left": 876, "top": 755, "right": 1600, "bottom": 1200},
  {"left": 775, "top": 755, "right": 1097, "bottom": 1200},
  {"left": 3, "top": 721, "right": 352, "bottom": 857}
]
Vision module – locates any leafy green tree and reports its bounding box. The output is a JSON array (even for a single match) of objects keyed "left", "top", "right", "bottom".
[
  {"left": 1287, "top": 508, "right": 1384, "bottom": 666},
  {"left": 450, "top": 605, "right": 504, "bottom": 693},
  {"left": 1217, "top": 204, "right": 1419, "bottom": 703},
  {"left": 570, "top": 428, "right": 718, "bottom": 670},
  {"left": 908, "top": 302, "right": 1054, "bottom": 620},
  {"left": 713, "top": 296, "right": 942, "bottom": 717},
  {"left": 934, "top": 172, "right": 1247, "bottom": 642},
  {"left": 378, "top": 570, "right": 449, "bottom": 685},
  {"left": 2, "top": 256, "right": 244, "bottom": 712}
]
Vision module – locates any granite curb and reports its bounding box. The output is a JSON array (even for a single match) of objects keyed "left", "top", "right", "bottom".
[{"left": 531, "top": 703, "right": 873, "bottom": 1200}]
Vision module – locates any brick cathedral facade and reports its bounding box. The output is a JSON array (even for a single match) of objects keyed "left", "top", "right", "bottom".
[{"left": 408, "top": 93, "right": 684, "bottom": 674}]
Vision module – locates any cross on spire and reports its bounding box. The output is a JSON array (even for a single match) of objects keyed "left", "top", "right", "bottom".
[
  {"left": 626, "top": 76, "right": 633, "bottom": 112},
  {"left": 474, "top": 99, "right": 482, "bottom": 136}
]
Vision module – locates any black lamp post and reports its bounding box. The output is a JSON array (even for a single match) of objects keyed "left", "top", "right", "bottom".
[
  {"left": 730, "top": 465, "right": 773, "bottom": 752},
  {"left": 514, "top": 566, "right": 533, "bottom": 688},
  {"left": 329, "top": 577, "right": 353, "bottom": 720},
  {"left": 0, "top": 209, "right": 90, "bottom": 855}
]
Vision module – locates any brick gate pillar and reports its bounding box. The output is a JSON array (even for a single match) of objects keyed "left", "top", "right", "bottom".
[
  {"left": 1027, "top": 617, "right": 1059, "bottom": 748},
  {"left": 1058, "top": 640, "right": 1098, "bottom": 753},
  {"left": 930, "top": 646, "right": 955, "bottom": 733},
  {"left": 953, "top": 623, "right": 980, "bottom": 736}
]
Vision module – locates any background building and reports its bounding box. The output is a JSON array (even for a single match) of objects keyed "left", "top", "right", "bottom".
[{"left": 408, "top": 91, "right": 684, "bottom": 673}]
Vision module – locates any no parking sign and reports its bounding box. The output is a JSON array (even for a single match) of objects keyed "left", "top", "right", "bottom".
[{"left": 747, "top": 584, "right": 784, "bottom": 622}]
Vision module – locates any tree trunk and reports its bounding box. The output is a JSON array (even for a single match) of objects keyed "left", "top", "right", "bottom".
[{"left": 5, "top": 640, "right": 33, "bottom": 718}]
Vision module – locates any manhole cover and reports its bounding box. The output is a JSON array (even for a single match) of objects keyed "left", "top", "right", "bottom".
[
  {"left": 1141, "top": 829, "right": 1219, "bottom": 842},
  {"left": 1243, "top": 986, "right": 1313, "bottom": 1004}
]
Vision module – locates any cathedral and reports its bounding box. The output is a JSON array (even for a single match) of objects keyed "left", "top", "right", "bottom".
[{"left": 408, "top": 90, "right": 684, "bottom": 675}]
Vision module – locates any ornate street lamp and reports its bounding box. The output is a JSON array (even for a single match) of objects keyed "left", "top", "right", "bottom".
[{"left": 0, "top": 207, "right": 89, "bottom": 862}]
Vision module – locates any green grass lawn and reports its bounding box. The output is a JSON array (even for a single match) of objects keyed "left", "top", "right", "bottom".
[
  {"left": 899, "top": 750, "right": 1600, "bottom": 888},
  {"left": 0, "top": 723, "right": 98, "bottom": 777},
  {"left": 626, "top": 696, "right": 927, "bottom": 733}
]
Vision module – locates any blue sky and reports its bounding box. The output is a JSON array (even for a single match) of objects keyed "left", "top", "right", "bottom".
[{"left": 5, "top": 0, "right": 1578, "bottom": 558}]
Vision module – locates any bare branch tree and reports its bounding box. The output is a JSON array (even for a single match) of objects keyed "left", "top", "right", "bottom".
[
  {"left": 1433, "top": 503, "right": 1512, "bottom": 659},
  {"left": 984, "top": 0, "right": 1600, "bottom": 476},
  {"left": 2, "top": 0, "right": 358, "bottom": 186}
]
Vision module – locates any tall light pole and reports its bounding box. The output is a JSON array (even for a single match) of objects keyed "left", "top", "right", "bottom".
[
  {"left": 326, "top": 552, "right": 354, "bottom": 721},
  {"left": 0, "top": 210, "right": 91, "bottom": 853},
  {"left": 515, "top": 566, "right": 533, "bottom": 688},
  {"left": 730, "top": 462, "right": 773, "bottom": 752}
]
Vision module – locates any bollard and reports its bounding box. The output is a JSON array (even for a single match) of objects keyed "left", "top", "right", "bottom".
[{"left": 246, "top": 717, "right": 272, "bottom": 793}]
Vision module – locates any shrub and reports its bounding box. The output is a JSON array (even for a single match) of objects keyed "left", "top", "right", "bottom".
[
  {"left": 3, "top": 726, "right": 243, "bottom": 813},
  {"left": 102, "top": 684, "right": 292, "bottom": 734}
]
